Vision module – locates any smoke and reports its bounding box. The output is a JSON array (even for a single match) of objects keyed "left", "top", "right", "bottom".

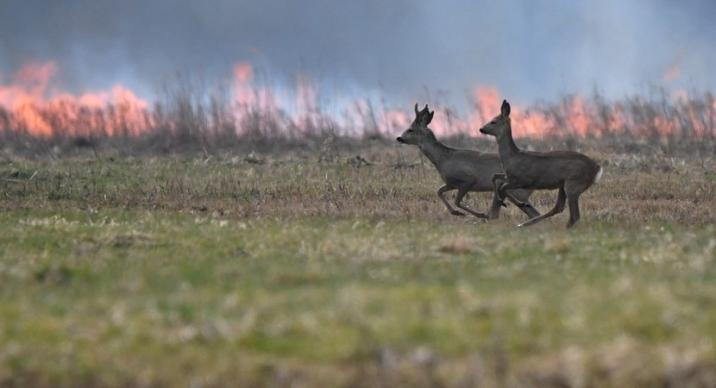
[{"left": 1, "top": 0, "right": 715, "bottom": 107}]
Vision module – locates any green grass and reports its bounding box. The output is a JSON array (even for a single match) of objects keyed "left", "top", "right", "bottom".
[{"left": 1, "top": 153, "right": 715, "bottom": 387}]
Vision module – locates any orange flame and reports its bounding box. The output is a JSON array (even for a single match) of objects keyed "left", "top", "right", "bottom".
[
  {"left": 473, "top": 87, "right": 502, "bottom": 123},
  {"left": 663, "top": 64, "right": 680, "bottom": 83},
  {"left": 0, "top": 61, "right": 149, "bottom": 137},
  {"left": 1, "top": 60, "right": 714, "bottom": 140},
  {"left": 468, "top": 87, "right": 561, "bottom": 138},
  {"left": 233, "top": 62, "right": 253, "bottom": 83},
  {"left": 231, "top": 61, "right": 278, "bottom": 116}
]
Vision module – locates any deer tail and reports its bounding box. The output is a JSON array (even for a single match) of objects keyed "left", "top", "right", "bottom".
[{"left": 593, "top": 165, "right": 604, "bottom": 184}]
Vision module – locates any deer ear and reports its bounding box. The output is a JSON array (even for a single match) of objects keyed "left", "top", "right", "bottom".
[
  {"left": 414, "top": 103, "right": 419, "bottom": 116},
  {"left": 501, "top": 100, "right": 511, "bottom": 117},
  {"left": 426, "top": 110, "right": 434, "bottom": 124}
]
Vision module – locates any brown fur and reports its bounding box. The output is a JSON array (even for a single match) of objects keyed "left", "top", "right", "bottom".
[
  {"left": 398, "top": 104, "right": 540, "bottom": 220},
  {"left": 480, "top": 100, "right": 602, "bottom": 228}
]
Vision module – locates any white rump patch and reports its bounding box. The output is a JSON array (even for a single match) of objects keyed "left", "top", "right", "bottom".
[{"left": 594, "top": 166, "right": 604, "bottom": 183}]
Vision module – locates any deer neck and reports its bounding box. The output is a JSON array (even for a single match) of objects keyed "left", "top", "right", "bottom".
[
  {"left": 496, "top": 125, "right": 520, "bottom": 161},
  {"left": 418, "top": 136, "right": 451, "bottom": 168}
]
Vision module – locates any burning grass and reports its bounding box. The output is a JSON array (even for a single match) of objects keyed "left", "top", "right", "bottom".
[
  {"left": 1, "top": 61, "right": 716, "bottom": 159},
  {"left": 0, "top": 151, "right": 715, "bottom": 386}
]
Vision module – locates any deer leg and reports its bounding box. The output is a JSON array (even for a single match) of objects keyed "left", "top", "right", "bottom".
[
  {"left": 487, "top": 190, "right": 503, "bottom": 220},
  {"left": 491, "top": 173, "right": 509, "bottom": 207},
  {"left": 497, "top": 180, "right": 530, "bottom": 208},
  {"left": 507, "top": 190, "right": 541, "bottom": 219},
  {"left": 564, "top": 180, "right": 589, "bottom": 228},
  {"left": 438, "top": 185, "right": 464, "bottom": 216},
  {"left": 455, "top": 188, "right": 489, "bottom": 219},
  {"left": 566, "top": 194, "right": 581, "bottom": 228},
  {"left": 517, "top": 187, "right": 566, "bottom": 228}
]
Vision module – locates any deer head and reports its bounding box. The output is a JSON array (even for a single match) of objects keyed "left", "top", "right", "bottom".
[
  {"left": 396, "top": 103, "right": 436, "bottom": 145},
  {"left": 479, "top": 100, "right": 511, "bottom": 139}
]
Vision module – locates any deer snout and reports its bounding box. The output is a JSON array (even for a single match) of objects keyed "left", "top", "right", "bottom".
[
  {"left": 479, "top": 127, "right": 487, "bottom": 134},
  {"left": 396, "top": 137, "right": 405, "bottom": 143}
]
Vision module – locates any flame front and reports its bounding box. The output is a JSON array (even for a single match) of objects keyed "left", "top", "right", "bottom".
[
  {"left": 0, "top": 61, "right": 149, "bottom": 137},
  {"left": 1, "top": 60, "right": 714, "bottom": 140}
]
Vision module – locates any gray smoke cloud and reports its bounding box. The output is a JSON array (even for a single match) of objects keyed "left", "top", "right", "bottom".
[{"left": 1, "top": 0, "right": 714, "bottom": 107}]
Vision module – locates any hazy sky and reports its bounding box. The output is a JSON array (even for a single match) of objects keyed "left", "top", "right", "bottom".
[{"left": 1, "top": 0, "right": 714, "bottom": 106}]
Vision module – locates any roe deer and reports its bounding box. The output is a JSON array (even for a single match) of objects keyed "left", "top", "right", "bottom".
[
  {"left": 479, "top": 100, "right": 603, "bottom": 228},
  {"left": 397, "top": 104, "right": 540, "bottom": 220}
]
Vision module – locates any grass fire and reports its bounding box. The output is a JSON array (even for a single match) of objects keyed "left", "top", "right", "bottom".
[{"left": 1, "top": 1, "right": 715, "bottom": 387}]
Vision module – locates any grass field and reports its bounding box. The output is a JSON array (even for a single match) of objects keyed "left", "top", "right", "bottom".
[{"left": 1, "top": 144, "right": 715, "bottom": 387}]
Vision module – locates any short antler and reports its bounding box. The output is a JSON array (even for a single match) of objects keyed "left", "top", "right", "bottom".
[{"left": 414, "top": 103, "right": 434, "bottom": 124}]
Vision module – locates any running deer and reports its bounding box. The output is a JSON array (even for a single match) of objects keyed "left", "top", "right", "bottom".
[
  {"left": 397, "top": 104, "right": 540, "bottom": 220},
  {"left": 479, "top": 100, "right": 603, "bottom": 228}
]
